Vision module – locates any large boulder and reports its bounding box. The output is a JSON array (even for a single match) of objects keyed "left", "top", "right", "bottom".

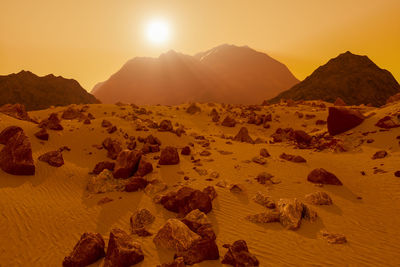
[
  {"left": 160, "top": 187, "right": 212, "bottom": 215},
  {"left": 113, "top": 150, "right": 142, "bottom": 179},
  {"left": 38, "top": 150, "right": 64, "bottom": 167},
  {"left": 307, "top": 168, "right": 342, "bottom": 185},
  {"left": 159, "top": 146, "right": 180, "bottom": 165},
  {"left": 233, "top": 127, "right": 254, "bottom": 144},
  {"left": 62, "top": 232, "right": 105, "bottom": 267},
  {"left": 135, "top": 157, "right": 153, "bottom": 177},
  {"left": 104, "top": 228, "right": 144, "bottom": 267},
  {"left": 0, "top": 126, "right": 23, "bottom": 145},
  {"left": 221, "top": 240, "right": 259, "bottom": 266},
  {"left": 102, "top": 138, "right": 122, "bottom": 160},
  {"left": 0, "top": 131, "right": 35, "bottom": 175},
  {"left": 153, "top": 219, "right": 201, "bottom": 252},
  {"left": 327, "top": 107, "right": 364, "bottom": 135},
  {"left": 181, "top": 209, "right": 212, "bottom": 232}
]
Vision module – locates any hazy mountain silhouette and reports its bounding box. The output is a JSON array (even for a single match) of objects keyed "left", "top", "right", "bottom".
[
  {"left": 0, "top": 71, "right": 99, "bottom": 110},
  {"left": 269, "top": 51, "right": 400, "bottom": 106},
  {"left": 92, "top": 45, "right": 299, "bottom": 105}
]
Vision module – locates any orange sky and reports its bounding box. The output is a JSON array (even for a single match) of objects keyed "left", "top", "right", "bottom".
[{"left": 1, "top": 0, "right": 399, "bottom": 91}]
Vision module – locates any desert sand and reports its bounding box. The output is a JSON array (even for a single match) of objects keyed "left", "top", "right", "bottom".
[{"left": 1, "top": 101, "right": 400, "bottom": 266}]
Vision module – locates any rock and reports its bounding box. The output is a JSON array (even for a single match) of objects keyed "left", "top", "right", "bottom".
[
  {"left": 0, "top": 131, "right": 35, "bottom": 175},
  {"left": 253, "top": 192, "right": 275, "bottom": 208},
  {"left": 221, "top": 240, "right": 259, "bottom": 266},
  {"left": 327, "top": 107, "right": 364, "bottom": 135},
  {"left": 107, "top": 125, "right": 117, "bottom": 134},
  {"left": 159, "top": 146, "right": 180, "bottom": 165},
  {"left": 305, "top": 191, "right": 333, "bottom": 205},
  {"left": 176, "top": 237, "right": 219, "bottom": 265},
  {"left": 255, "top": 172, "right": 273, "bottom": 185},
  {"left": 320, "top": 230, "right": 347, "bottom": 244},
  {"left": 144, "top": 134, "right": 161, "bottom": 145},
  {"left": 38, "top": 150, "right": 64, "bottom": 167},
  {"left": 0, "top": 126, "right": 23, "bottom": 145},
  {"left": 181, "top": 146, "right": 191, "bottom": 155},
  {"left": 0, "top": 103, "right": 34, "bottom": 122},
  {"left": 39, "top": 113, "right": 63, "bottom": 130},
  {"left": 34, "top": 128, "right": 49, "bottom": 141},
  {"left": 372, "top": 150, "right": 388, "bottom": 159},
  {"left": 246, "top": 211, "right": 280, "bottom": 223},
  {"left": 87, "top": 170, "right": 126, "bottom": 193},
  {"left": 142, "top": 143, "right": 160, "bottom": 154},
  {"left": 153, "top": 219, "right": 201, "bottom": 252},
  {"left": 279, "top": 153, "right": 306, "bottom": 163},
  {"left": 144, "top": 179, "right": 168, "bottom": 196},
  {"left": 186, "top": 103, "right": 201, "bottom": 114},
  {"left": 259, "top": 148, "right": 270, "bottom": 158},
  {"left": 233, "top": 127, "right": 254, "bottom": 144},
  {"left": 159, "top": 120, "right": 173, "bottom": 131},
  {"left": 62, "top": 107, "right": 81, "bottom": 120},
  {"left": 92, "top": 161, "right": 115, "bottom": 175},
  {"left": 158, "top": 257, "right": 186, "bottom": 267},
  {"left": 395, "top": 171, "right": 400, "bottom": 177},
  {"left": 229, "top": 184, "right": 245, "bottom": 193},
  {"left": 97, "top": 197, "right": 113, "bottom": 205},
  {"left": 293, "top": 130, "right": 312, "bottom": 146},
  {"left": 181, "top": 209, "right": 212, "bottom": 232},
  {"left": 102, "top": 138, "right": 122, "bottom": 160},
  {"left": 104, "top": 228, "right": 144, "bottom": 267},
  {"left": 113, "top": 150, "right": 142, "bottom": 178},
  {"left": 277, "top": 198, "right": 304, "bottom": 230},
  {"left": 160, "top": 187, "right": 213, "bottom": 215},
  {"left": 62, "top": 232, "right": 105, "bottom": 267},
  {"left": 252, "top": 156, "right": 266, "bottom": 165},
  {"left": 386, "top": 93, "right": 400, "bottom": 104},
  {"left": 202, "top": 186, "right": 217, "bottom": 200},
  {"left": 307, "top": 168, "right": 342, "bottom": 185},
  {"left": 130, "top": 208, "right": 155, "bottom": 236},
  {"left": 221, "top": 115, "right": 236, "bottom": 127},
  {"left": 101, "top": 120, "right": 112, "bottom": 128},
  {"left": 135, "top": 157, "right": 153, "bottom": 177},
  {"left": 375, "top": 116, "right": 400, "bottom": 129},
  {"left": 334, "top": 97, "right": 346, "bottom": 106},
  {"left": 125, "top": 177, "right": 149, "bottom": 192}
]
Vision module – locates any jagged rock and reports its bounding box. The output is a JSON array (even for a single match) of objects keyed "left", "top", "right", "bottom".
[
  {"left": 259, "top": 148, "right": 270, "bottom": 158},
  {"left": 305, "top": 191, "right": 333, "bottom": 205},
  {"left": 113, "top": 150, "right": 142, "bottom": 178},
  {"left": 159, "top": 120, "right": 173, "bottom": 131},
  {"left": 307, "top": 168, "right": 342, "bottom": 185},
  {"left": 375, "top": 116, "right": 400, "bottom": 129},
  {"left": 253, "top": 192, "right": 275, "bottom": 208},
  {"left": 181, "top": 209, "right": 211, "bottom": 232},
  {"left": 277, "top": 198, "right": 304, "bottom": 230},
  {"left": 327, "top": 107, "right": 364, "bottom": 135},
  {"left": 186, "top": 103, "right": 201, "bottom": 114},
  {"left": 279, "top": 153, "right": 306, "bottom": 163},
  {"left": 233, "top": 127, "right": 254, "bottom": 144},
  {"left": 107, "top": 125, "right": 117, "bottom": 134},
  {"left": 104, "top": 228, "right": 144, "bottom": 267},
  {"left": 0, "top": 126, "right": 23, "bottom": 145},
  {"left": 221, "top": 116, "right": 236, "bottom": 127},
  {"left": 92, "top": 161, "right": 115, "bottom": 175},
  {"left": 181, "top": 146, "right": 191, "bottom": 155},
  {"left": 372, "top": 150, "right": 388, "bottom": 159},
  {"left": 176, "top": 236, "right": 219, "bottom": 265},
  {"left": 130, "top": 208, "right": 155, "bottom": 236},
  {"left": 159, "top": 146, "right": 180, "bottom": 165},
  {"left": 221, "top": 240, "right": 259, "bottom": 266},
  {"left": 102, "top": 138, "right": 122, "bottom": 160},
  {"left": 34, "top": 128, "right": 49, "bottom": 141},
  {"left": 0, "top": 131, "right": 35, "bottom": 175},
  {"left": 39, "top": 113, "right": 63, "bottom": 130},
  {"left": 125, "top": 177, "right": 149, "bottom": 192},
  {"left": 62, "top": 232, "right": 105, "bottom": 267},
  {"left": 38, "top": 150, "right": 64, "bottom": 167},
  {"left": 320, "top": 230, "right": 347, "bottom": 244},
  {"left": 135, "top": 157, "right": 153, "bottom": 177},
  {"left": 153, "top": 219, "right": 201, "bottom": 252}
]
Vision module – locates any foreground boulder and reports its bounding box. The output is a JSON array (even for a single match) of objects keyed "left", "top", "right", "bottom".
[
  {"left": 327, "top": 107, "right": 364, "bottom": 135},
  {"left": 62, "top": 232, "right": 105, "bottom": 267},
  {"left": 0, "top": 131, "right": 35, "bottom": 175},
  {"left": 233, "top": 127, "right": 254, "bottom": 144},
  {"left": 104, "top": 228, "right": 144, "bottom": 267},
  {"left": 38, "top": 150, "right": 64, "bottom": 167},
  {"left": 153, "top": 219, "right": 201, "bottom": 252},
  {"left": 113, "top": 150, "right": 142, "bottom": 178},
  {"left": 307, "top": 168, "right": 342, "bottom": 185},
  {"left": 221, "top": 240, "right": 259, "bottom": 266},
  {"left": 159, "top": 187, "right": 212, "bottom": 215},
  {"left": 0, "top": 126, "right": 23, "bottom": 145},
  {"left": 159, "top": 146, "right": 180, "bottom": 165}
]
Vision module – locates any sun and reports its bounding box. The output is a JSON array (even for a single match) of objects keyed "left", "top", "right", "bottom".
[{"left": 146, "top": 19, "right": 170, "bottom": 44}]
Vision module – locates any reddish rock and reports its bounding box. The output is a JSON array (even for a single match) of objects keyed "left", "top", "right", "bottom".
[
  {"left": 259, "top": 148, "right": 270, "bottom": 158},
  {"left": 307, "top": 168, "right": 342, "bottom": 185},
  {"left": 386, "top": 93, "right": 400, "bottom": 104},
  {"left": 107, "top": 125, "right": 117, "bottom": 134},
  {"left": 34, "top": 128, "right": 49, "bottom": 141},
  {"left": 221, "top": 116, "right": 236, "bottom": 127},
  {"left": 176, "top": 237, "right": 219, "bottom": 265},
  {"left": 0, "top": 131, "right": 35, "bottom": 175},
  {"left": 130, "top": 208, "right": 155, "bottom": 236},
  {"left": 102, "top": 138, "right": 122, "bottom": 160},
  {"left": 0, "top": 103, "right": 34, "bottom": 122},
  {"left": 221, "top": 240, "right": 259, "bottom": 266},
  {"left": 39, "top": 113, "right": 63, "bottom": 130},
  {"left": 372, "top": 150, "right": 388, "bottom": 159},
  {"left": 158, "top": 257, "right": 185, "bottom": 267},
  {"left": 0, "top": 126, "right": 23, "bottom": 145},
  {"left": 327, "top": 107, "right": 364, "bottom": 135},
  {"left": 38, "top": 150, "right": 64, "bottom": 167},
  {"left": 279, "top": 153, "right": 306, "bottom": 163},
  {"left": 135, "top": 157, "right": 153, "bottom": 177},
  {"left": 104, "top": 228, "right": 144, "bottom": 267},
  {"left": 92, "top": 161, "right": 115, "bottom": 174},
  {"left": 186, "top": 103, "right": 201, "bottom": 114},
  {"left": 62, "top": 232, "right": 105, "bottom": 267},
  {"left": 334, "top": 97, "right": 346, "bottom": 106},
  {"left": 159, "top": 146, "right": 180, "bottom": 165},
  {"left": 62, "top": 107, "right": 82, "bottom": 120},
  {"left": 202, "top": 186, "right": 217, "bottom": 200},
  {"left": 144, "top": 134, "right": 161, "bottom": 145},
  {"left": 101, "top": 120, "right": 112, "bottom": 128},
  {"left": 375, "top": 116, "right": 400, "bottom": 129},
  {"left": 181, "top": 146, "right": 191, "bottom": 155},
  {"left": 233, "top": 127, "right": 254, "bottom": 144},
  {"left": 142, "top": 143, "right": 160, "bottom": 154},
  {"left": 125, "top": 177, "right": 149, "bottom": 192},
  {"left": 113, "top": 150, "right": 142, "bottom": 178},
  {"left": 159, "top": 120, "right": 173, "bottom": 132}
]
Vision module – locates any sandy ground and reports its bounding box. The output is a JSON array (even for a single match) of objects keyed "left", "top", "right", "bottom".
[{"left": 1, "top": 102, "right": 400, "bottom": 266}]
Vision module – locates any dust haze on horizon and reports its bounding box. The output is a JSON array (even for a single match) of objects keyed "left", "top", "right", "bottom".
[{"left": 1, "top": 0, "right": 400, "bottom": 90}]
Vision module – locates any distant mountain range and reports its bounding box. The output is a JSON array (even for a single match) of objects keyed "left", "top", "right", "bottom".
[
  {"left": 92, "top": 44, "right": 299, "bottom": 105},
  {"left": 0, "top": 71, "right": 99, "bottom": 110},
  {"left": 268, "top": 51, "right": 400, "bottom": 106}
]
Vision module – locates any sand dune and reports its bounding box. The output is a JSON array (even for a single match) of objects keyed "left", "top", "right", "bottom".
[{"left": 1, "top": 101, "right": 400, "bottom": 266}]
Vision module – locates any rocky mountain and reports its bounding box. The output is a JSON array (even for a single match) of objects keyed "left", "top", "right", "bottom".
[
  {"left": 92, "top": 45, "right": 299, "bottom": 105},
  {"left": 0, "top": 71, "right": 99, "bottom": 110},
  {"left": 268, "top": 51, "right": 400, "bottom": 106}
]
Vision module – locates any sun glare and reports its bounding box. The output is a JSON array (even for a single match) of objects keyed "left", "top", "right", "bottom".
[{"left": 146, "top": 19, "right": 170, "bottom": 44}]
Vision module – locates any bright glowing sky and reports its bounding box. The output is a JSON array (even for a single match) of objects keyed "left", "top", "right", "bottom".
[{"left": 1, "top": 0, "right": 399, "bottom": 90}]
